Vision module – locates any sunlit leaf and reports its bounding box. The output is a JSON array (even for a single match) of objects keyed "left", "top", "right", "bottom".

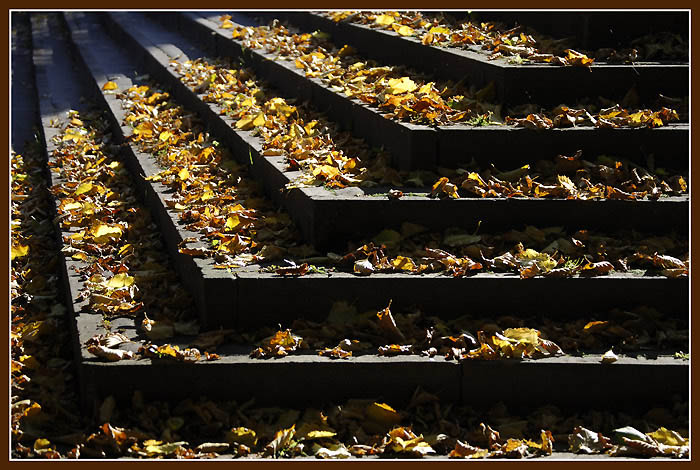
[
  {"left": 392, "top": 24, "right": 415, "bottom": 36},
  {"left": 105, "top": 273, "right": 135, "bottom": 289},
  {"left": 264, "top": 425, "right": 296, "bottom": 458},
  {"left": 374, "top": 14, "right": 395, "bottom": 26},
  {"left": 386, "top": 76, "right": 418, "bottom": 95},
  {"left": 366, "top": 402, "right": 401, "bottom": 425},
  {"left": 11, "top": 243, "right": 29, "bottom": 260},
  {"left": 226, "top": 427, "right": 258, "bottom": 447},
  {"left": 601, "top": 349, "right": 618, "bottom": 364}
]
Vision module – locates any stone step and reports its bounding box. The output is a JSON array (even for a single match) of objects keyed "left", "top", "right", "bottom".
[
  {"left": 27, "top": 11, "right": 689, "bottom": 428},
  {"left": 450, "top": 10, "right": 688, "bottom": 52},
  {"left": 11, "top": 13, "right": 41, "bottom": 154},
  {"left": 149, "top": 11, "right": 689, "bottom": 172},
  {"left": 266, "top": 11, "right": 689, "bottom": 107},
  {"left": 61, "top": 11, "right": 688, "bottom": 331},
  {"left": 95, "top": 12, "right": 687, "bottom": 249}
]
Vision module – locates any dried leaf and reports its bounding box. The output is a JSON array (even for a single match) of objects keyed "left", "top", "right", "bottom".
[
  {"left": 275, "top": 263, "right": 310, "bottom": 276},
  {"left": 376, "top": 300, "right": 405, "bottom": 343},
  {"left": 601, "top": 349, "right": 618, "bottom": 364},
  {"left": 264, "top": 425, "right": 296, "bottom": 458},
  {"left": 366, "top": 402, "right": 402, "bottom": 425},
  {"left": 86, "top": 344, "right": 134, "bottom": 362},
  {"left": 568, "top": 426, "right": 613, "bottom": 454}
]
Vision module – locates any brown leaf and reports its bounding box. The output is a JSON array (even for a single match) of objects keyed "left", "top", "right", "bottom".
[
  {"left": 376, "top": 300, "right": 406, "bottom": 343},
  {"left": 275, "top": 263, "right": 310, "bottom": 276}
]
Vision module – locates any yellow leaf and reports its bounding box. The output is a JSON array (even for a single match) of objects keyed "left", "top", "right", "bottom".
[
  {"left": 338, "top": 44, "right": 356, "bottom": 57},
  {"left": 144, "top": 441, "right": 188, "bottom": 455},
  {"left": 503, "top": 328, "right": 540, "bottom": 345},
  {"left": 386, "top": 77, "right": 418, "bottom": 95},
  {"left": 72, "top": 252, "right": 89, "bottom": 261},
  {"left": 647, "top": 427, "right": 687, "bottom": 446},
  {"left": 106, "top": 273, "right": 135, "bottom": 289},
  {"left": 392, "top": 24, "right": 415, "bottom": 36},
  {"left": 374, "top": 14, "right": 395, "bottom": 26},
  {"left": 583, "top": 320, "right": 608, "bottom": 330},
  {"left": 235, "top": 115, "right": 255, "bottom": 130},
  {"left": 226, "top": 427, "right": 258, "bottom": 447},
  {"left": 266, "top": 97, "right": 296, "bottom": 117},
  {"left": 62, "top": 201, "right": 82, "bottom": 211},
  {"left": 306, "top": 430, "right": 337, "bottom": 440},
  {"left": 74, "top": 182, "right": 94, "bottom": 196},
  {"left": 178, "top": 168, "right": 190, "bottom": 181},
  {"left": 253, "top": 112, "right": 266, "bottom": 127},
  {"left": 11, "top": 243, "right": 29, "bottom": 260},
  {"left": 391, "top": 256, "right": 415, "bottom": 271},
  {"left": 62, "top": 129, "right": 85, "bottom": 142},
  {"left": 225, "top": 215, "right": 242, "bottom": 232},
  {"left": 418, "top": 82, "right": 435, "bottom": 94},
  {"left": 221, "top": 19, "right": 234, "bottom": 29},
  {"left": 159, "top": 131, "right": 172, "bottom": 142},
  {"left": 429, "top": 26, "right": 451, "bottom": 34},
  {"left": 90, "top": 222, "right": 123, "bottom": 244},
  {"left": 366, "top": 402, "right": 401, "bottom": 425},
  {"left": 102, "top": 81, "right": 118, "bottom": 91},
  {"left": 33, "top": 438, "right": 53, "bottom": 451}
]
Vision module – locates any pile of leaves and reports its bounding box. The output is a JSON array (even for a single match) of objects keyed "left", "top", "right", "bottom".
[
  {"left": 16, "top": 385, "right": 687, "bottom": 459},
  {"left": 325, "top": 11, "right": 688, "bottom": 65},
  {"left": 569, "top": 425, "right": 689, "bottom": 457},
  {"left": 46, "top": 108, "right": 237, "bottom": 364},
  {"left": 170, "top": 57, "right": 392, "bottom": 189},
  {"left": 9, "top": 138, "right": 688, "bottom": 460},
  {"left": 324, "top": 11, "right": 596, "bottom": 67},
  {"left": 251, "top": 297, "right": 687, "bottom": 361},
  {"left": 11, "top": 143, "right": 84, "bottom": 458},
  {"left": 429, "top": 149, "right": 687, "bottom": 201},
  {"left": 293, "top": 224, "right": 688, "bottom": 280},
  {"left": 505, "top": 104, "right": 679, "bottom": 130},
  {"left": 116, "top": 80, "right": 316, "bottom": 268},
  {"left": 171, "top": 57, "right": 685, "bottom": 202},
  {"left": 252, "top": 300, "right": 563, "bottom": 361},
  {"left": 224, "top": 15, "right": 682, "bottom": 130},
  {"left": 223, "top": 15, "right": 499, "bottom": 126},
  {"left": 108, "top": 74, "right": 691, "bottom": 283}
]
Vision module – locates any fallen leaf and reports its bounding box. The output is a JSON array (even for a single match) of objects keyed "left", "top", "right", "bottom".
[{"left": 601, "top": 349, "right": 618, "bottom": 364}]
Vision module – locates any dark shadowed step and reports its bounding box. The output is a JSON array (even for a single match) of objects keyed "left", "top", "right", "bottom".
[
  {"left": 12, "top": 12, "right": 41, "bottom": 154},
  {"left": 449, "top": 10, "right": 689, "bottom": 52}
]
